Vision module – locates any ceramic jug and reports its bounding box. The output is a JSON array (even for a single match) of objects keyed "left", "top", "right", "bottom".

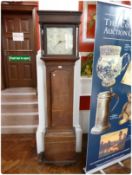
[{"left": 96, "top": 45, "right": 130, "bottom": 87}]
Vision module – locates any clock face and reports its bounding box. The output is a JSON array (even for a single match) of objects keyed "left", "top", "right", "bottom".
[{"left": 46, "top": 27, "right": 73, "bottom": 55}]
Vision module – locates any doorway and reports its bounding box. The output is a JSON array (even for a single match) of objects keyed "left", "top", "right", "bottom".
[{"left": 2, "top": 2, "right": 38, "bottom": 88}]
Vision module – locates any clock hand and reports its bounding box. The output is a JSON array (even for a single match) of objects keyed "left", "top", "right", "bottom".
[{"left": 55, "top": 40, "right": 65, "bottom": 47}]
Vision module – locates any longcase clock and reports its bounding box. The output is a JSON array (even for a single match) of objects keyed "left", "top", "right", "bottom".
[{"left": 38, "top": 11, "right": 82, "bottom": 164}]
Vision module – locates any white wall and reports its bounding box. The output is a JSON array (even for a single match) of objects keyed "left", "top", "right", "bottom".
[
  {"left": 80, "top": 111, "right": 90, "bottom": 133},
  {"left": 39, "top": 0, "right": 78, "bottom": 11}
]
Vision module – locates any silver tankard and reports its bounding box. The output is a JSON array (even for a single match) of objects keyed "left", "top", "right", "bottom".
[{"left": 91, "top": 91, "right": 119, "bottom": 135}]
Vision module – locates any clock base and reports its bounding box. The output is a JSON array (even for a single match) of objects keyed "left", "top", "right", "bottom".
[{"left": 44, "top": 129, "right": 76, "bottom": 164}]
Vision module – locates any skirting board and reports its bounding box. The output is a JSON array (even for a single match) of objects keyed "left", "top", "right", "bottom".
[{"left": 84, "top": 153, "right": 130, "bottom": 174}]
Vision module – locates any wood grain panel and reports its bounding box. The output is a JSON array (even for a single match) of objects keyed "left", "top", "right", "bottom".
[
  {"left": 9, "top": 64, "right": 18, "bottom": 79},
  {"left": 20, "top": 18, "right": 30, "bottom": 32},
  {"left": 5, "top": 18, "right": 16, "bottom": 32},
  {"left": 6, "top": 38, "right": 15, "bottom": 50},
  {"left": 23, "top": 64, "right": 32, "bottom": 79},
  {"left": 51, "top": 69, "right": 73, "bottom": 128},
  {"left": 45, "top": 130, "right": 75, "bottom": 162}
]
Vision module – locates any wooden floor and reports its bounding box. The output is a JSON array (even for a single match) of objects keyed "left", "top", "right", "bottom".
[{"left": 1, "top": 134, "right": 131, "bottom": 174}]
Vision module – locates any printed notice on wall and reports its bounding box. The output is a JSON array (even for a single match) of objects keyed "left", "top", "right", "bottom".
[{"left": 12, "top": 32, "right": 24, "bottom": 41}]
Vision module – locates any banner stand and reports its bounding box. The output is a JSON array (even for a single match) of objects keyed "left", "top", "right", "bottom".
[
  {"left": 84, "top": 153, "right": 130, "bottom": 174},
  {"left": 85, "top": 1, "right": 131, "bottom": 173}
]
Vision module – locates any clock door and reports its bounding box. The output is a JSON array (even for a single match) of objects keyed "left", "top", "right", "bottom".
[
  {"left": 46, "top": 63, "right": 74, "bottom": 129},
  {"left": 51, "top": 69, "right": 73, "bottom": 129}
]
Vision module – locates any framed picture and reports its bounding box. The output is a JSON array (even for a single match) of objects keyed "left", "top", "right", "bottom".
[
  {"left": 79, "top": 1, "right": 96, "bottom": 52},
  {"left": 82, "top": 1, "right": 96, "bottom": 42},
  {"left": 81, "top": 52, "right": 93, "bottom": 77}
]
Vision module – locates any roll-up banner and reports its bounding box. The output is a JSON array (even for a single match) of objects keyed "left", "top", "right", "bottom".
[{"left": 85, "top": 1, "right": 131, "bottom": 173}]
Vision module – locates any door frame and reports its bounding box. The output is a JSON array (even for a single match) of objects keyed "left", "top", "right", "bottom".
[{"left": 1, "top": 1, "right": 39, "bottom": 88}]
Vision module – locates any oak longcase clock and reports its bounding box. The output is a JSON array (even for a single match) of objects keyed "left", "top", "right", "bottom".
[{"left": 38, "top": 11, "right": 82, "bottom": 164}]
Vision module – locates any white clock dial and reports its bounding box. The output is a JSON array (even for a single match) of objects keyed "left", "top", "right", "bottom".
[{"left": 47, "top": 27, "right": 73, "bottom": 55}]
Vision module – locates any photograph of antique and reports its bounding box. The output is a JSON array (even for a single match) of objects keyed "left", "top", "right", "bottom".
[
  {"left": 91, "top": 91, "right": 119, "bottom": 135},
  {"left": 96, "top": 45, "right": 130, "bottom": 87},
  {"left": 99, "top": 128, "right": 128, "bottom": 158},
  {"left": 119, "top": 93, "right": 131, "bottom": 125}
]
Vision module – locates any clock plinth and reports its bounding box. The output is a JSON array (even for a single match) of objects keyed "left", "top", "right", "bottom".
[
  {"left": 38, "top": 10, "right": 82, "bottom": 165},
  {"left": 44, "top": 129, "right": 76, "bottom": 164}
]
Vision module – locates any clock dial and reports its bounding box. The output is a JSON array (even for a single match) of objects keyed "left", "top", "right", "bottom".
[{"left": 47, "top": 27, "right": 73, "bottom": 55}]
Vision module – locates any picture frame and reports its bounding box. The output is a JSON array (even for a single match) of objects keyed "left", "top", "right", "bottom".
[
  {"left": 82, "top": 1, "right": 96, "bottom": 42},
  {"left": 81, "top": 52, "right": 93, "bottom": 77},
  {"left": 79, "top": 1, "right": 96, "bottom": 52}
]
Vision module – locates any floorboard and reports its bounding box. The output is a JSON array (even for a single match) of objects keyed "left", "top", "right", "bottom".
[{"left": 1, "top": 134, "right": 131, "bottom": 174}]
